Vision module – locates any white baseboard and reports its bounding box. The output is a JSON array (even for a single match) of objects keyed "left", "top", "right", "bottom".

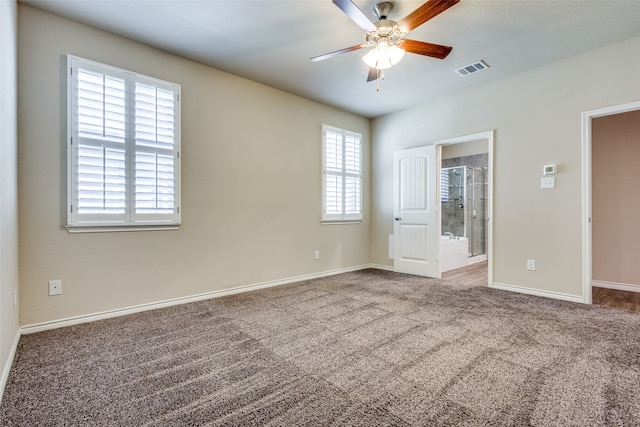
[
  {"left": 490, "top": 282, "right": 585, "bottom": 304},
  {"left": 370, "top": 263, "right": 394, "bottom": 271},
  {"left": 0, "top": 330, "right": 21, "bottom": 405},
  {"left": 468, "top": 254, "right": 487, "bottom": 265},
  {"left": 20, "top": 264, "right": 376, "bottom": 335},
  {"left": 592, "top": 280, "right": 640, "bottom": 293}
]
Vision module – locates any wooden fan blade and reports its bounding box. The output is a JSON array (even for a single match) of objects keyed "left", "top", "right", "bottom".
[
  {"left": 400, "top": 39, "right": 453, "bottom": 59},
  {"left": 310, "top": 44, "right": 365, "bottom": 62},
  {"left": 333, "top": 0, "right": 377, "bottom": 32},
  {"left": 397, "top": 0, "right": 459, "bottom": 34},
  {"left": 366, "top": 68, "right": 379, "bottom": 82}
]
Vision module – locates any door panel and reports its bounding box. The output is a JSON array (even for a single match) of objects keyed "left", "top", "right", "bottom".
[{"left": 393, "top": 145, "right": 438, "bottom": 277}]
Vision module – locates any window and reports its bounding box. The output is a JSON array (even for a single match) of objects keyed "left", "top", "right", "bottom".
[
  {"left": 67, "top": 56, "right": 180, "bottom": 230},
  {"left": 322, "top": 124, "right": 362, "bottom": 222},
  {"left": 441, "top": 168, "right": 450, "bottom": 202}
]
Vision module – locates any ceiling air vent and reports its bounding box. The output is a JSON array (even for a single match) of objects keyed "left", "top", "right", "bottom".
[{"left": 455, "top": 60, "right": 489, "bottom": 77}]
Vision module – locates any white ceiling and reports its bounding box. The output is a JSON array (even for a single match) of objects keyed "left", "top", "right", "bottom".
[{"left": 20, "top": 0, "right": 640, "bottom": 118}]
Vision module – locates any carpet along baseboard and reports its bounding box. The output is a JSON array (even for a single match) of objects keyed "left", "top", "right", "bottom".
[
  {"left": 491, "top": 282, "right": 585, "bottom": 304},
  {"left": 592, "top": 280, "right": 640, "bottom": 293},
  {"left": 0, "top": 330, "right": 21, "bottom": 405},
  {"left": 20, "top": 264, "right": 377, "bottom": 335}
]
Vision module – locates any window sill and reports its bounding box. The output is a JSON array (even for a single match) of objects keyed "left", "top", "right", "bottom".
[
  {"left": 321, "top": 220, "right": 362, "bottom": 225},
  {"left": 66, "top": 224, "right": 180, "bottom": 234}
]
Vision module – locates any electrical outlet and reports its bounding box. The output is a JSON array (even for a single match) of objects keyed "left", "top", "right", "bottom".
[
  {"left": 49, "top": 280, "right": 62, "bottom": 296},
  {"left": 527, "top": 260, "right": 536, "bottom": 271},
  {"left": 13, "top": 290, "right": 17, "bottom": 310},
  {"left": 314, "top": 250, "right": 320, "bottom": 260}
]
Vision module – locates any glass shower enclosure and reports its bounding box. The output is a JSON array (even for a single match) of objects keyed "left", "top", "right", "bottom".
[{"left": 441, "top": 166, "right": 488, "bottom": 258}]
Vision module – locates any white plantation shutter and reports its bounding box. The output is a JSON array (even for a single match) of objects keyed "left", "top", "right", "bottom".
[
  {"left": 134, "top": 81, "right": 177, "bottom": 217},
  {"left": 344, "top": 133, "right": 361, "bottom": 216},
  {"left": 68, "top": 56, "right": 180, "bottom": 229},
  {"left": 322, "top": 125, "right": 362, "bottom": 221}
]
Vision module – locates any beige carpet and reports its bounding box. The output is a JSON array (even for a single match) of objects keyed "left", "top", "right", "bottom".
[{"left": 2, "top": 269, "right": 639, "bottom": 425}]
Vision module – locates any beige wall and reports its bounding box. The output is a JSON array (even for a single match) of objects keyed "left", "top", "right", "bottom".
[
  {"left": 0, "top": 0, "right": 19, "bottom": 389},
  {"left": 442, "top": 139, "right": 488, "bottom": 159},
  {"left": 371, "top": 34, "right": 640, "bottom": 298},
  {"left": 18, "top": 5, "right": 370, "bottom": 326},
  {"left": 592, "top": 110, "right": 640, "bottom": 286}
]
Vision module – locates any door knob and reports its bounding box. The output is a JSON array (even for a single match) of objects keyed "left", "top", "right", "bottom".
[{"left": 394, "top": 217, "right": 402, "bottom": 221}]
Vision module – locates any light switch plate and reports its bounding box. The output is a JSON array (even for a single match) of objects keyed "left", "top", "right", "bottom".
[{"left": 541, "top": 177, "right": 555, "bottom": 189}]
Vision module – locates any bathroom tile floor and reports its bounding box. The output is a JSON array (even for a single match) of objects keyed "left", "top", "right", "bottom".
[{"left": 443, "top": 261, "right": 640, "bottom": 313}]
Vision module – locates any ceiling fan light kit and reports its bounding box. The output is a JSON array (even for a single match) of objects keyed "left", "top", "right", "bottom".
[
  {"left": 311, "top": 0, "right": 459, "bottom": 88},
  {"left": 362, "top": 38, "right": 405, "bottom": 70}
]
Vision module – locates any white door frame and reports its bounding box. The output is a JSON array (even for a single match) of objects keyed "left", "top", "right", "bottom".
[
  {"left": 435, "top": 131, "right": 494, "bottom": 286},
  {"left": 581, "top": 100, "right": 640, "bottom": 304}
]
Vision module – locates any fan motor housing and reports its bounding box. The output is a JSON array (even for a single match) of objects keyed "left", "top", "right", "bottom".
[{"left": 374, "top": 2, "right": 394, "bottom": 20}]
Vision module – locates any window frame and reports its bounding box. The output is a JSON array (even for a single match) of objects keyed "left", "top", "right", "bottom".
[
  {"left": 66, "top": 55, "right": 181, "bottom": 232},
  {"left": 322, "top": 124, "right": 363, "bottom": 223}
]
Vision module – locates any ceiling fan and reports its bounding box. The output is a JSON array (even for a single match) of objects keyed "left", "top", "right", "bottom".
[{"left": 311, "top": 0, "right": 459, "bottom": 83}]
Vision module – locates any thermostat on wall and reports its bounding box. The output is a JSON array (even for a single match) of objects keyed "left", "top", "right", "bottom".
[{"left": 543, "top": 164, "right": 557, "bottom": 175}]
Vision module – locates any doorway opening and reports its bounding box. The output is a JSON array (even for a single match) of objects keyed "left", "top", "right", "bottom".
[
  {"left": 436, "top": 131, "right": 494, "bottom": 285},
  {"left": 582, "top": 100, "right": 640, "bottom": 305}
]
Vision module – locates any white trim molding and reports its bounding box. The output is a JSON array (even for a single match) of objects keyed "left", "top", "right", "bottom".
[
  {"left": 21, "top": 264, "right": 375, "bottom": 335},
  {"left": 491, "top": 282, "right": 584, "bottom": 304},
  {"left": 370, "top": 263, "right": 394, "bottom": 272},
  {"left": 592, "top": 280, "right": 640, "bottom": 293}
]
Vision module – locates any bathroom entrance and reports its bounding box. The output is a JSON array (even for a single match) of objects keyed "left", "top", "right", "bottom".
[{"left": 437, "top": 132, "right": 492, "bottom": 279}]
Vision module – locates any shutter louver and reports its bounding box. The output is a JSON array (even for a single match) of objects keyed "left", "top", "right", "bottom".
[
  {"left": 135, "top": 152, "right": 175, "bottom": 214},
  {"left": 324, "top": 175, "right": 342, "bottom": 215},
  {"left": 135, "top": 84, "right": 175, "bottom": 150},
  {"left": 344, "top": 134, "right": 361, "bottom": 215},
  {"left": 324, "top": 130, "right": 342, "bottom": 172},
  {"left": 76, "top": 145, "right": 126, "bottom": 213},
  {"left": 75, "top": 68, "right": 126, "bottom": 215},
  {"left": 344, "top": 135, "right": 359, "bottom": 174},
  {"left": 345, "top": 176, "right": 360, "bottom": 215},
  {"left": 77, "top": 70, "right": 126, "bottom": 142},
  {"left": 135, "top": 82, "right": 176, "bottom": 216}
]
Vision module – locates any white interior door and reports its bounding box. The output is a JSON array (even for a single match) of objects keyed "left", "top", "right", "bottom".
[{"left": 393, "top": 145, "right": 438, "bottom": 277}]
